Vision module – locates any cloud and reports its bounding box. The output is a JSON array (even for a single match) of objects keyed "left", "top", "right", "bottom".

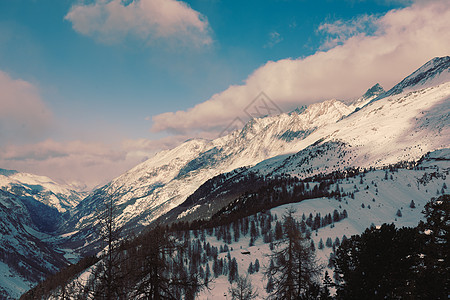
[
  {"left": 264, "top": 31, "right": 283, "bottom": 48},
  {"left": 0, "top": 139, "right": 137, "bottom": 189},
  {"left": 65, "top": 0, "right": 212, "bottom": 47},
  {"left": 317, "top": 14, "right": 378, "bottom": 50},
  {"left": 1, "top": 139, "right": 125, "bottom": 162},
  {"left": 0, "top": 136, "right": 201, "bottom": 189},
  {"left": 151, "top": 0, "right": 450, "bottom": 134},
  {"left": 0, "top": 71, "right": 53, "bottom": 143}
]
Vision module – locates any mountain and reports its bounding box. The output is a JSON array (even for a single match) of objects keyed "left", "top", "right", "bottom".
[
  {"left": 25, "top": 148, "right": 450, "bottom": 299},
  {"left": 63, "top": 98, "right": 353, "bottom": 254},
  {"left": 0, "top": 190, "right": 71, "bottom": 299},
  {"left": 347, "top": 83, "right": 385, "bottom": 110},
  {"left": 0, "top": 169, "right": 85, "bottom": 214},
  {"left": 381, "top": 55, "right": 450, "bottom": 98},
  {"left": 250, "top": 81, "right": 449, "bottom": 179},
  {"left": 162, "top": 77, "right": 449, "bottom": 223},
  {"left": 0, "top": 171, "right": 85, "bottom": 299},
  {"left": 20, "top": 56, "right": 450, "bottom": 300},
  {"left": 66, "top": 57, "right": 449, "bottom": 253}
]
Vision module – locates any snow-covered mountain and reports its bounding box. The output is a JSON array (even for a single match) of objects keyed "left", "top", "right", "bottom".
[
  {"left": 64, "top": 98, "right": 354, "bottom": 252},
  {"left": 381, "top": 56, "right": 450, "bottom": 98},
  {"left": 250, "top": 81, "right": 449, "bottom": 179},
  {"left": 29, "top": 148, "right": 450, "bottom": 300},
  {"left": 347, "top": 83, "right": 385, "bottom": 110},
  {"left": 63, "top": 56, "right": 449, "bottom": 255},
  {"left": 0, "top": 169, "right": 84, "bottom": 213},
  {"left": 16, "top": 55, "right": 450, "bottom": 299},
  {"left": 0, "top": 190, "right": 71, "bottom": 299},
  {"left": 0, "top": 170, "right": 85, "bottom": 299}
]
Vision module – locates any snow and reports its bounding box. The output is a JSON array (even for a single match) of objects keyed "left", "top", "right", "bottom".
[
  {"left": 250, "top": 82, "right": 450, "bottom": 179},
  {"left": 70, "top": 97, "right": 354, "bottom": 235},
  {"left": 197, "top": 164, "right": 449, "bottom": 299},
  {"left": 4, "top": 56, "right": 449, "bottom": 299},
  {"left": 0, "top": 170, "right": 84, "bottom": 213},
  {"left": 0, "top": 261, "right": 32, "bottom": 300}
]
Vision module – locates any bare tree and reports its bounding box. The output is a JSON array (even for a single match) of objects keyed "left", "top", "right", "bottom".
[
  {"left": 228, "top": 275, "right": 258, "bottom": 300},
  {"left": 86, "top": 196, "right": 126, "bottom": 299},
  {"left": 131, "top": 224, "right": 207, "bottom": 299}
]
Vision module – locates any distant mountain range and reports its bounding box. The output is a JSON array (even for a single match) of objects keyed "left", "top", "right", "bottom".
[{"left": 0, "top": 171, "right": 84, "bottom": 298}]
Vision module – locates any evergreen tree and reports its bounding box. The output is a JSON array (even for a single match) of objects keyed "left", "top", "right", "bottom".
[
  {"left": 89, "top": 196, "right": 125, "bottom": 299},
  {"left": 254, "top": 259, "right": 260, "bottom": 273},
  {"left": 416, "top": 194, "right": 449, "bottom": 298},
  {"left": 318, "top": 238, "right": 324, "bottom": 250},
  {"left": 228, "top": 258, "right": 239, "bottom": 283},
  {"left": 265, "top": 208, "right": 322, "bottom": 299},
  {"left": 248, "top": 262, "right": 254, "bottom": 274},
  {"left": 274, "top": 221, "right": 283, "bottom": 240},
  {"left": 334, "top": 223, "right": 423, "bottom": 299}
]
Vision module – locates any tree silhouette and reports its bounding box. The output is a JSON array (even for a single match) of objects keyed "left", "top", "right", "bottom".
[{"left": 265, "top": 208, "right": 322, "bottom": 299}]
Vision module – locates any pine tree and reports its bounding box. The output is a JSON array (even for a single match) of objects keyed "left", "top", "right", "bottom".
[
  {"left": 254, "top": 259, "right": 260, "bottom": 273},
  {"left": 265, "top": 208, "right": 322, "bottom": 299},
  {"left": 248, "top": 262, "right": 254, "bottom": 274},
  {"left": 417, "top": 195, "right": 449, "bottom": 298},
  {"left": 228, "top": 258, "right": 239, "bottom": 283},
  {"left": 318, "top": 238, "right": 324, "bottom": 250},
  {"left": 274, "top": 221, "right": 283, "bottom": 240}
]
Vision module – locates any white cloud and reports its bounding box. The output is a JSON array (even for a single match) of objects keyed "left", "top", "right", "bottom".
[
  {"left": 317, "top": 14, "right": 378, "bottom": 50},
  {"left": 264, "top": 31, "right": 283, "bottom": 48},
  {"left": 65, "top": 0, "right": 212, "bottom": 47},
  {"left": 0, "top": 71, "right": 53, "bottom": 143},
  {"left": 151, "top": 0, "right": 450, "bottom": 134}
]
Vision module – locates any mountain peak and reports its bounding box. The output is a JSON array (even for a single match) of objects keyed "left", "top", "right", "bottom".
[
  {"left": 362, "top": 83, "right": 385, "bottom": 99},
  {"left": 289, "top": 106, "right": 307, "bottom": 115},
  {"left": 383, "top": 56, "right": 450, "bottom": 97}
]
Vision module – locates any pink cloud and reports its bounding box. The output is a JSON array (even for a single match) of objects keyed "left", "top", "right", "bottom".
[
  {"left": 0, "top": 71, "right": 53, "bottom": 143},
  {"left": 0, "top": 136, "right": 207, "bottom": 189},
  {"left": 151, "top": 0, "right": 450, "bottom": 134},
  {"left": 65, "top": 0, "right": 212, "bottom": 47},
  {"left": 0, "top": 139, "right": 134, "bottom": 189}
]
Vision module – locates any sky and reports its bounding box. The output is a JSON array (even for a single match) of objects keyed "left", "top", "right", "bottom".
[{"left": 0, "top": 0, "right": 449, "bottom": 190}]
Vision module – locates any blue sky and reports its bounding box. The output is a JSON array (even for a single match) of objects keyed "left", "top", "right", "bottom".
[{"left": 0, "top": 0, "right": 448, "bottom": 188}]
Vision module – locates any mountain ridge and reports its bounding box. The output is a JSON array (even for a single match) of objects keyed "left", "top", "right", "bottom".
[{"left": 62, "top": 56, "right": 450, "bottom": 256}]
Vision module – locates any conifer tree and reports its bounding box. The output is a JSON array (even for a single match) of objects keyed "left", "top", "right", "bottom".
[{"left": 265, "top": 208, "right": 322, "bottom": 299}]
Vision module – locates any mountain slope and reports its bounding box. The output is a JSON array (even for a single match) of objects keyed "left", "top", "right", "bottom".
[
  {"left": 0, "top": 190, "right": 70, "bottom": 299},
  {"left": 0, "top": 170, "right": 86, "bottom": 299},
  {"left": 19, "top": 55, "right": 450, "bottom": 299},
  {"left": 28, "top": 149, "right": 450, "bottom": 300},
  {"left": 64, "top": 56, "right": 449, "bottom": 255},
  {"left": 380, "top": 56, "right": 450, "bottom": 98},
  {"left": 0, "top": 169, "right": 84, "bottom": 213},
  {"left": 64, "top": 99, "right": 353, "bottom": 253},
  {"left": 250, "top": 81, "right": 449, "bottom": 179}
]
